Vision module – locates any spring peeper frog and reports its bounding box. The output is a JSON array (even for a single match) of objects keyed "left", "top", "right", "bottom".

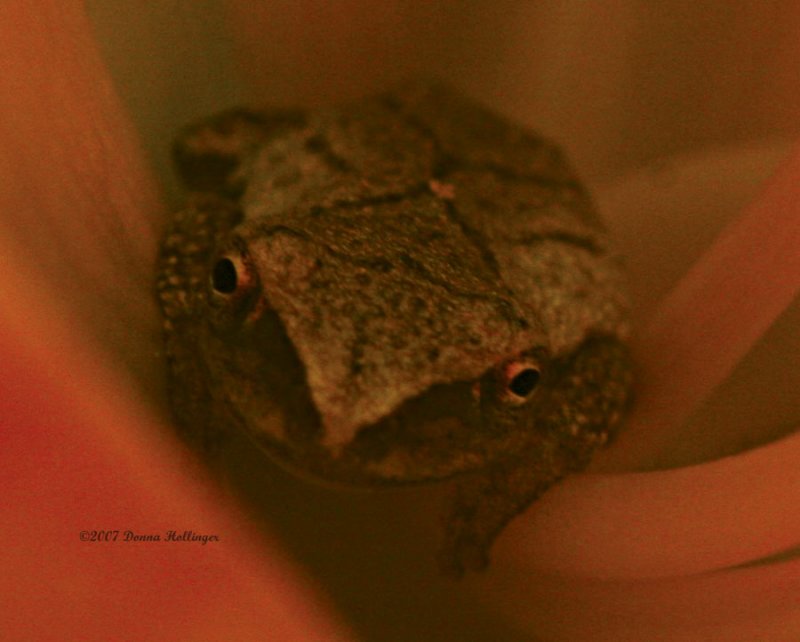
[{"left": 157, "top": 83, "right": 633, "bottom": 576}]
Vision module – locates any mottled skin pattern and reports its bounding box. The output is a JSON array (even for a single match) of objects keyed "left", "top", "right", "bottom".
[{"left": 157, "top": 84, "right": 633, "bottom": 577}]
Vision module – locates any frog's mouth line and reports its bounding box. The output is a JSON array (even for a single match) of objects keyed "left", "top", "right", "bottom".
[
  {"left": 222, "top": 286, "right": 628, "bottom": 486},
  {"left": 230, "top": 306, "right": 623, "bottom": 487},
  {"left": 222, "top": 305, "right": 503, "bottom": 485}
]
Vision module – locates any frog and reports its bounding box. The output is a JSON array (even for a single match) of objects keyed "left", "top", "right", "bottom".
[{"left": 156, "top": 83, "right": 633, "bottom": 577}]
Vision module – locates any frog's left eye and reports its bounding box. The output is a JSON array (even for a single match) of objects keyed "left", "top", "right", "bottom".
[
  {"left": 207, "top": 251, "right": 261, "bottom": 326},
  {"left": 502, "top": 361, "right": 541, "bottom": 404},
  {"left": 211, "top": 257, "right": 239, "bottom": 293},
  {"left": 210, "top": 254, "right": 251, "bottom": 297}
]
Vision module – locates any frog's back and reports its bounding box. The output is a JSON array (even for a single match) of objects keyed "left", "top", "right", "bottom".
[{"left": 237, "top": 83, "right": 629, "bottom": 357}]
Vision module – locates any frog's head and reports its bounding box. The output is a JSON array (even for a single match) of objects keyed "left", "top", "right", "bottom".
[{"left": 198, "top": 192, "right": 564, "bottom": 484}]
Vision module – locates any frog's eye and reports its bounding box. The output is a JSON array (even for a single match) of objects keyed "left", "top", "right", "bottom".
[
  {"left": 207, "top": 250, "right": 262, "bottom": 328},
  {"left": 502, "top": 361, "right": 541, "bottom": 404},
  {"left": 212, "top": 257, "right": 239, "bottom": 294},
  {"left": 210, "top": 254, "right": 248, "bottom": 295}
]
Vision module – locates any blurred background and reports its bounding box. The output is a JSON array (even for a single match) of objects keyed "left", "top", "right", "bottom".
[{"left": 86, "top": 1, "right": 800, "bottom": 199}]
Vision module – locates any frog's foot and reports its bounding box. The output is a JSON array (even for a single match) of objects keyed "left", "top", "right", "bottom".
[
  {"left": 173, "top": 107, "right": 306, "bottom": 195},
  {"left": 438, "top": 462, "right": 561, "bottom": 578}
]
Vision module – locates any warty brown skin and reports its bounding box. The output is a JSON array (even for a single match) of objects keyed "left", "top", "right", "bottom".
[{"left": 156, "top": 83, "right": 633, "bottom": 577}]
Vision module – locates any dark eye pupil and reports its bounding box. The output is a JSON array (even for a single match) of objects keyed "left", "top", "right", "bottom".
[
  {"left": 508, "top": 368, "right": 540, "bottom": 397},
  {"left": 212, "top": 258, "right": 238, "bottom": 293}
]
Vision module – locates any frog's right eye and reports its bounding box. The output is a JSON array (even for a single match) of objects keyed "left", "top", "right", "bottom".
[
  {"left": 499, "top": 359, "right": 542, "bottom": 405},
  {"left": 211, "top": 257, "right": 239, "bottom": 294}
]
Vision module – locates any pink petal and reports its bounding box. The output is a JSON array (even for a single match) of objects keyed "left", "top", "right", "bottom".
[
  {"left": 0, "top": 4, "right": 352, "bottom": 640},
  {"left": 609, "top": 141, "right": 800, "bottom": 470}
]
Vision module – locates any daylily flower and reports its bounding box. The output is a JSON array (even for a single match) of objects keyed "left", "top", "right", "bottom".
[{"left": 1, "top": 3, "right": 798, "bottom": 640}]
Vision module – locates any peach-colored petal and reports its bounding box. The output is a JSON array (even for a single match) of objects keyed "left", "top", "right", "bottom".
[
  {"left": 0, "top": 2, "right": 164, "bottom": 397},
  {"left": 500, "top": 428, "right": 800, "bottom": 579},
  {"left": 596, "top": 141, "right": 799, "bottom": 470},
  {"left": 486, "top": 556, "right": 800, "bottom": 641},
  {"left": 1, "top": 293, "right": 353, "bottom": 640},
  {"left": 0, "top": 267, "right": 352, "bottom": 642},
  {"left": 609, "top": 141, "right": 800, "bottom": 470},
  {"left": 0, "top": 4, "right": 351, "bottom": 641}
]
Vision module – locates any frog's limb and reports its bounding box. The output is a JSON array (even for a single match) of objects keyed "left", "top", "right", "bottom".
[
  {"left": 172, "top": 108, "right": 306, "bottom": 195},
  {"left": 438, "top": 459, "right": 561, "bottom": 577},
  {"left": 439, "top": 336, "right": 633, "bottom": 577}
]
